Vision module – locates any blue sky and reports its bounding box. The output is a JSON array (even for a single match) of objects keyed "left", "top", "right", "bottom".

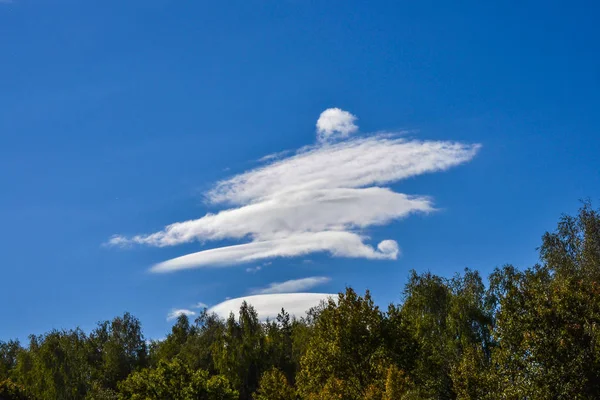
[{"left": 1, "top": 0, "right": 599, "bottom": 341}]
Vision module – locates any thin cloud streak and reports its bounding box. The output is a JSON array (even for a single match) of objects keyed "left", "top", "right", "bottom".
[
  {"left": 150, "top": 231, "right": 399, "bottom": 273},
  {"left": 251, "top": 276, "right": 331, "bottom": 294},
  {"left": 166, "top": 308, "right": 196, "bottom": 321}
]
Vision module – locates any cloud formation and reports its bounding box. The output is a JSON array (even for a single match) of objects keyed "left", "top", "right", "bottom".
[
  {"left": 251, "top": 276, "right": 331, "bottom": 295},
  {"left": 316, "top": 108, "right": 358, "bottom": 142},
  {"left": 110, "top": 109, "right": 480, "bottom": 272},
  {"left": 208, "top": 293, "right": 333, "bottom": 320},
  {"left": 166, "top": 308, "right": 196, "bottom": 321},
  {"left": 150, "top": 231, "right": 399, "bottom": 272}
]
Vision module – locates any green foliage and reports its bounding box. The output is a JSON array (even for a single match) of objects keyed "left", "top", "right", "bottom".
[
  {"left": 400, "top": 267, "right": 494, "bottom": 398},
  {"left": 0, "top": 340, "right": 21, "bottom": 381},
  {"left": 211, "top": 302, "right": 267, "bottom": 399},
  {"left": 486, "top": 203, "right": 600, "bottom": 399},
  {"left": 117, "top": 358, "right": 237, "bottom": 400},
  {"left": 13, "top": 329, "right": 91, "bottom": 400},
  {"left": 84, "top": 381, "right": 118, "bottom": 400},
  {"left": 254, "top": 368, "right": 296, "bottom": 400},
  {"left": 0, "top": 379, "right": 34, "bottom": 400},
  {"left": 88, "top": 313, "right": 148, "bottom": 391},
  {"left": 296, "top": 288, "right": 392, "bottom": 400},
  {"left": 264, "top": 310, "right": 296, "bottom": 384},
  {"left": 149, "top": 315, "right": 194, "bottom": 366},
  {"left": 383, "top": 365, "right": 412, "bottom": 400},
  {"left": 0, "top": 203, "right": 599, "bottom": 399}
]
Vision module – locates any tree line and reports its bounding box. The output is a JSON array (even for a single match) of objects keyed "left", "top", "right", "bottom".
[{"left": 1, "top": 203, "right": 600, "bottom": 399}]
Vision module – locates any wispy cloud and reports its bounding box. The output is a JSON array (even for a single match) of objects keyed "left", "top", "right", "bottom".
[
  {"left": 109, "top": 109, "right": 480, "bottom": 272},
  {"left": 251, "top": 276, "right": 331, "bottom": 294},
  {"left": 150, "top": 231, "right": 399, "bottom": 273},
  {"left": 166, "top": 308, "right": 196, "bottom": 321},
  {"left": 246, "top": 266, "right": 262, "bottom": 273},
  {"left": 192, "top": 302, "right": 208, "bottom": 309},
  {"left": 258, "top": 150, "right": 292, "bottom": 163},
  {"left": 208, "top": 293, "right": 333, "bottom": 320}
]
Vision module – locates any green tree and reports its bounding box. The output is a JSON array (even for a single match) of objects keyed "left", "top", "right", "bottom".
[
  {"left": 449, "top": 344, "right": 490, "bottom": 400},
  {"left": 149, "top": 314, "right": 194, "bottom": 366},
  {"left": 13, "top": 330, "right": 91, "bottom": 400},
  {"left": 184, "top": 310, "right": 226, "bottom": 373},
  {"left": 264, "top": 309, "right": 296, "bottom": 384},
  {"left": 85, "top": 381, "right": 119, "bottom": 400},
  {"left": 117, "top": 358, "right": 237, "bottom": 400},
  {"left": 487, "top": 203, "right": 600, "bottom": 399},
  {"left": 254, "top": 368, "right": 296, "bottom": 400},
  {"left": 0, "top": 379, "right": 34, "bottom": 400},
  {"left": 0, "top": 340, "right": 21, "bottom": 381},
  {"left": 212, "top": 302, "right": 266, "bottom": 399},
  {"left": 88, "top": 313, "right": 148, "bottom": 391},
  {"left": 401, "top": 270, "right": 454, "bottom": 397},
  {"left": 382, "top": 304, "right": 418, "bottom": 375},
  {"left": 400, "top": 268, "right": 494, "bottom": 399},
  {"left": 296, "top": 288, "right": 389, "bottom": 400}
]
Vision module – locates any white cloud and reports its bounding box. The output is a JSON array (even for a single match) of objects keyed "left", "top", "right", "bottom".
[
  {"left": 246, "top": 266, "right": 262, "bottom": 273},
  {"left": 206, "top": 135, "right": 478, "bottom": 206},
  {"left": 166, "top": 308, "right": 196, "bottom": 321},
  {"left": 316, "top": 108, "right": 358, "bottom": 142},
  {"left": 110, "top": 188, "right": 431, "bottom": 247},
  {"left": 192, "top": 302, "right": 208, "bottom": 309},
  {"left": 251, "top": 276, "right": 331, "bottom": 295},
  {"left": 150, "top": 231, "right": 398, "bottom": 273},
  {"left": 208, "top": 293, "right": 334, "bottom": 320},
  {"left": 109, "top": 109, "right": 480, "bottom": 272},
  {"left": 258, "top": 150, "right": 292, "bottom": 163}
]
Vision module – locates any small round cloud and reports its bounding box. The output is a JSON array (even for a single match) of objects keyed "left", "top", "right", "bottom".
[
  {"left": 316, "top": 108, "right": 358, "bottom": 142},
  {"left": 377, "top": 240, "right": 400, "bottom": 258}
]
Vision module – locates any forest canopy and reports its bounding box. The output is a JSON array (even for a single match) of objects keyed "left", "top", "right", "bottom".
[{"left": 1, "top": 203, "right": 600, "bottom": 399}]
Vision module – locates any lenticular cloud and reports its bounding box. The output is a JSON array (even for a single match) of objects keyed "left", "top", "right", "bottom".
[{"left": 109, "top": 108, "right": 480, "bottom": 272}]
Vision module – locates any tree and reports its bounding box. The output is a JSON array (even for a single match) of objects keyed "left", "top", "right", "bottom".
[
  {"left": 117, "top": 359, "right": 237, "bottom": 400},
  {"left": 88, "top": 313, "right": 148, "bottom": 391},
  {"left": 264, "top": 309, "right": 296, "bottom": 384},
  {"left": 296, "top": 288, "right": 389, "bottom": 400},
  {"left": 149, "top": 314, "right": 194, "bottom": 366},
  {"left": 254, "top": 368, "right": 296, "bottom": 400},
  {"left": 212, "top": 302, "right": 266, "bottom": 399},
  {"left": 13, "top": 329, "right": 91, "bottom": 400},
  {"left": 450, "top": 344, "right": 490, "bottom": 400},
  {"left": 85, "top": 381, "right": 119, "bottom": 400},
  {"left": 487, "top": 203, "right": 600, "bottom": 398},
  {"left": 0, "top": 340, "right": 21, "bottom": 381},
  {"left": 0, "top": 379, "right": 33, "bottom": 400},
  {"left": 383, "top": 365, "right": 412, "bottom": 400},
  {"left": 399, "top": 268, "right": 494, "bottom": 399},
  {"left": 401, "top": 270, "right": 454, "bottom": 397}
]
